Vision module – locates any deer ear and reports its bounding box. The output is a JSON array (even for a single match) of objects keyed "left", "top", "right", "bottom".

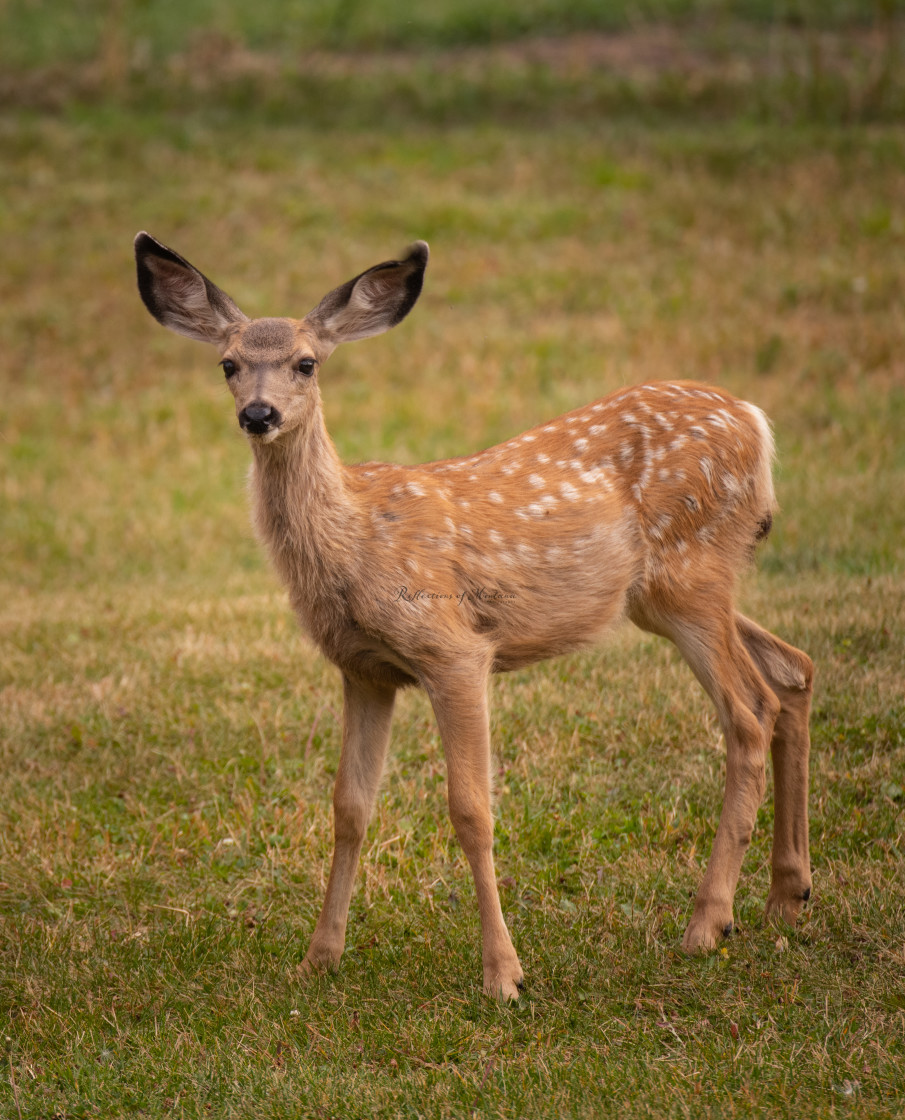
[
  {"left": 134, "top": 232, "right": 248, "bottom": 345},
  {"left": 305, "top": 241, "right": 428, "bottom": 345}
]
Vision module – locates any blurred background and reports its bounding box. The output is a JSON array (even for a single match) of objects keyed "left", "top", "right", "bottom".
[{"left": 2, "top": 0, "right": 901, "bottom": 119}]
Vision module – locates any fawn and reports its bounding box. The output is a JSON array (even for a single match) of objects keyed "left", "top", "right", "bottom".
[{"left": 134, "top": 234, "right": 814, "bottom": 999}]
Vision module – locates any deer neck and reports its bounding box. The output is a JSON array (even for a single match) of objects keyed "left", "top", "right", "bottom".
[{"left": 248, "top": 403, "right": 360, "bottom": 609}]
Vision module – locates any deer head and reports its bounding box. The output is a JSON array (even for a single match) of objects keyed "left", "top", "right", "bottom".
[{"left": 134, "top": 233, "right": 429, "bottom": 441}]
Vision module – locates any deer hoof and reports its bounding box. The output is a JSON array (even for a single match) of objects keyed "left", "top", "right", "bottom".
[
  {"left": 483, "top": 964, "right": 525, "bottom": 1001},
  {"left": 682, "top": 908, "right": 733, "bottom": 953},
  {"left": 765, "top": 888, "right": 810, "bottom": 927},
  {"left": 298, "top": 945, "right": 342, "bottom": 979}
]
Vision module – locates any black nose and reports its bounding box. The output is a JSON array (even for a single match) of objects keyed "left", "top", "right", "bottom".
[{"left": 239, "top": 402, "right": 281, "bottom": 435}]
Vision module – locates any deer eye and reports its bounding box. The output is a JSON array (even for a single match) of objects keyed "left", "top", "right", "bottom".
[
  {"left": 221, "top": 359, "right": 237, "bottom": 378},
  {"left": 296, "top": 358, "right": 316, "bottom": 377}
]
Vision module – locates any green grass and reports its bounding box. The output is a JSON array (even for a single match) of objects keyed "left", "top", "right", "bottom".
[
  {"left": 0, "top": 0, "right": 888, "bottom": 67},
  {"left": 2, "top": 6, "right": 905, "bottom": 1116},
  {"left": 2, "top": 1, "right": 903, "bottom": 125}
]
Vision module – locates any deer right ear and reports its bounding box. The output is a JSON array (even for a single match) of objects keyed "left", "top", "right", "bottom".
[{"left": 134, "top": 232, "right": 248, "bottom": 345}]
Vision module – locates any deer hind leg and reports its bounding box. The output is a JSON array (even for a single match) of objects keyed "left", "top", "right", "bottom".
[
  {"left": 301, "top": 674, "right": 395, "bottom": 975},
  {"left": 736, "top": 614, "right": 814, "bottom": 926},
  {"left": 631, "top": 599, "right": 781, "bottom": 950},
  {"left": 426, "top": 664, "right": 524, "bottom": 1000}
]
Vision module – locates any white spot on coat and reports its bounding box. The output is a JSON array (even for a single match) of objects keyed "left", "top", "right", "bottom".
[{"left": 579, "top": 467, "right": 605, "bottom": 485}]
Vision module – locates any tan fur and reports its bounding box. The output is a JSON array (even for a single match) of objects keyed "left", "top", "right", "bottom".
[{"left": 135, "top": 235, "right": 814, "bottom": 999}]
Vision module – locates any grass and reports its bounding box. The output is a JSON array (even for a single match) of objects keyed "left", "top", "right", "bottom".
[
  {"left": 1, "top": 5, "right": 905, "bottom": 1117},
  {"left": 2, "top": 578, "right": 903, "bottom": 1116},
  {"left": 0, "top": 0, "right": 888, "bottom": 67},
  {"left": 2, "top": 2, "right": 903, "bottom": 124}
]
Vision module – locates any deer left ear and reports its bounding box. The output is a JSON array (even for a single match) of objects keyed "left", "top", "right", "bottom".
[
  {"left": 305, "top": 241, "right": 429, "bottom": 345},
  {"left": 134, "top": 232, "right": 248, "bottom": 345}
]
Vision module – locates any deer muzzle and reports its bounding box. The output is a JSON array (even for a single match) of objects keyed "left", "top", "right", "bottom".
[{"left": 239, "top": 402, "right": 282, "bottom": 436}]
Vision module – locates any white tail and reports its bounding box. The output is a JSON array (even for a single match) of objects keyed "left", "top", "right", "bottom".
[{"left": 135, "top": 233, "right": 814, "bottom": 999}]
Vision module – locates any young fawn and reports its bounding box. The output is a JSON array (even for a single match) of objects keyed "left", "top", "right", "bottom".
[{"left": 135, "top": 234, "right": 814, "bottom": 999}]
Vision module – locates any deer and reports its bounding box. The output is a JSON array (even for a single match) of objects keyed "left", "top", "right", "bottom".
[{"left": 134, "top": 233, "right": 814, "bottom": 1000}]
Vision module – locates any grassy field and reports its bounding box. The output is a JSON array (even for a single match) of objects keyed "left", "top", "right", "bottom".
[
  {"left": 1, "top": 3, "right": 904, "bottom": 1117},
  {"left": 0, "top": 0, "right": 888, "bottom": 66}
]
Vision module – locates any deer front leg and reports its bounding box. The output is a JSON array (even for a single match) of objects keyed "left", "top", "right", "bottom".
[
  {"left": 301, "top": 674, "right": 395, "bottom": 975},
  {"left": 427, "top": 667, "right": 524, "bottom": 1000}
]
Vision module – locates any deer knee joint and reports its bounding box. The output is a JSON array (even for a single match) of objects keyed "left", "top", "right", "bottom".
[
  {"left": 448, "top": 799, "right": 493, "bottom": 850},
  {"left": 333, "top": 792, "right": 371, "bottom": 844}
]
